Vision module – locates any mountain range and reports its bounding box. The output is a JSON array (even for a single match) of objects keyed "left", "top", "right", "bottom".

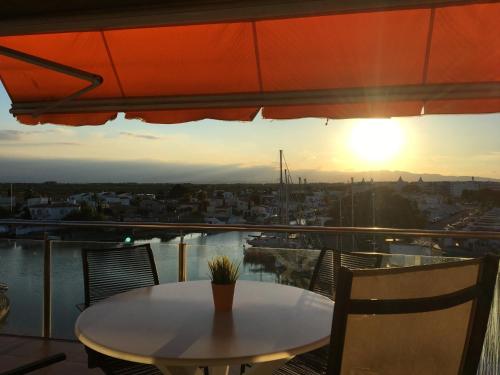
[{"left": 0, "top": 157, "right": 498, "bottom": 183}]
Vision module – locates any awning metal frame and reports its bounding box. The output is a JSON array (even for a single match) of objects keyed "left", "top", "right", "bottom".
[
  {"left": 1, "top": 0, "right": 498, "bottom": 37},
  {"left": 0, "top": 45, "right": 103, "bottom": 117},
  {"left": 9, "top": 82, "right": 500, "bottom": 116},
  {"left": 2, "top": 1, "right": 499, "bottom": 120}
]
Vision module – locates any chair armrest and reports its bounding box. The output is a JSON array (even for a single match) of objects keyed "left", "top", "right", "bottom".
[
  {"left": 75, "top": 303, "right": 86, "bottom": 312},
  {"left": 1, "top": 353, "right": 66, "bottom": 375}
]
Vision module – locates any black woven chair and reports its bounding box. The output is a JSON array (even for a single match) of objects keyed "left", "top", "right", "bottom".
[
  {"left": 82, "top": 244, "right": 159, "bottom": 307},
  {"left": 276, "top": 254, "right": 499, "bottom": 375},
  {"left": 273, "top": 250, "right": 383, "bottom": 375},
  {"left": 1, "top": 353, "right": 66, "bottom": 375},
  {"left": 81, "top": 244, "right": 162, "bottom": 375},
  {"left": 309, "top": 250, "right": 383, "bottom": 301},
  {"left": 0, "top": 284, "right": 9, "bottom": 323}
]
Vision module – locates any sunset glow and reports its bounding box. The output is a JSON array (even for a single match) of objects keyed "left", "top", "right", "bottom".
[{"left": 348, "top": 119, "right": 405, "bottom": 167}]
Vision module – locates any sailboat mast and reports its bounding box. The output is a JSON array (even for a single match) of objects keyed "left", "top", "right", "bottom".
[
  {"left": 285, "top": 169, "right": 289, "bottom": 225},
  {"left": 10, "top": 183, "right": 13, "bottom": 213},
  {"left": 279, "top": 150, "right": 284, "bottom": 225},
  {"left": 351, "top": 177, "right": 355, "bottom": 250}
]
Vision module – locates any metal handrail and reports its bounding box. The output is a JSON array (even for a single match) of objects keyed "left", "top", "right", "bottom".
[
  {"left": 1, "top": 219, "right": 500, "bottom": 239},
  {"left": 0, "top": 219, "right": 500, "bottom": 337},
  {"left": 2, "top": 218, "right": 498, "bottom": 339}
]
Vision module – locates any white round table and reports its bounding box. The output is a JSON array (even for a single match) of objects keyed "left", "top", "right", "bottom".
[{"left": 75, "top": 280, "right": 334, "bottom": 375}]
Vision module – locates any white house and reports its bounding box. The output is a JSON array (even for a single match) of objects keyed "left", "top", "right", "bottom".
[
  {"left": 250, "top": 205, "right": 268, "bottom": 216},
  {"left": 450, "top": 180, "right": 479, "bottom": 197},
  {"left": 206, "top": 205, "right": 232, "bottom": 220},
  {"left": 26, "top": 197, "right": 49, "bottom": 207},
  {"left": 222, "top": 192, "right": 235, "bottom": 205},
  {"left": 233, "top": 198, "right": 250, "bottom": 212},
  {"left": 211, "top": 191, "right": 226, "bottom": 208},
  {"left": 304, "top": 192, "right": 325, "bottom": 209},
  {"left": 29, "top": 203, "right": 80, "bottom": 220},
  {"left": 97, "top": 192, "right": 131, "bottom": 206},
  {"left": 135, "top": 193, "right": 155, "bottom": 200},
  {"left": 67, "top": 193, "right": 96, "bottom": 209}
]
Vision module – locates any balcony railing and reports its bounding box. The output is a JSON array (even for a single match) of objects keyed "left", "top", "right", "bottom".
[{"left": 0, "top": 220, "right": 499, "bottom": 374}]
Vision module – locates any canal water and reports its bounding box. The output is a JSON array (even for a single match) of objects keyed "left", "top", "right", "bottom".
[{"left": 0, "top": 232, "right": 279, "bottom": 339}]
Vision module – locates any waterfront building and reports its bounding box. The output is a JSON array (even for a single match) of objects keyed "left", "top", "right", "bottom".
[
  {"left": 0, "top": 196, "right": 14, "bottom": 210},
  {"left": 28, "top": 203, "right": 80, "bottom": 220}
]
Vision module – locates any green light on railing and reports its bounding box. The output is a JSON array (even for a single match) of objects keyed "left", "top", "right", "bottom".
[{"left": 124, "top": 236, "right": 133, "bottom": 244}]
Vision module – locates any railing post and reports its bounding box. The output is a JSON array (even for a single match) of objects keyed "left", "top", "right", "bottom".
[
  {"left": 178, "top": 232, "right": 187, "bottom": 282},
  {"left": 42, "top": 232, "right": 52, "bottom": 338}
]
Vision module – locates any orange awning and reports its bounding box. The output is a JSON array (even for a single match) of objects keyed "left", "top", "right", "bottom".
[{"left": 0, "top": 1, "right": 499, "bottom": 126}]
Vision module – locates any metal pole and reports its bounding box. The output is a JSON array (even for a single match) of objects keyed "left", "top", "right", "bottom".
[
  {"left": 279, "top": 150, "right": 284, "bottom": 225},
  {"left": 372, "top": 191, "right": 376, "bottom": 251},
  {"left": 0, "top": 45, "right": 102, "bottom": 118},
  {"left": 10, "top": 83, "right": 500, "bottom": 115},
  {"left": 178, "top": 232, "right": 187, "bottom": 282},
  {"left": 10, "top": 183, "right": 13, "bottom": 213},
  {"left": 2, "top": 219, "right": 500, "bottom": 240},
  {"left": 339, "top": 196, "right": 343, "bottom": 252},
  {"left": 285, "top": 169, "right": 289, "bottom": 225},
  {"left": 43, "top": 232, "right": 52, "bottom": 338},
  {"left": 351, "top": 177, "right": 355, "bottom": 250},
  {"left": 0, "top": 0, "right": 494, "bottom": 38}
]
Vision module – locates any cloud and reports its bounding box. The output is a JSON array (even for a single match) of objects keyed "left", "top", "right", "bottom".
[
  {"left": 474, "top": 151, "right": 500, "bottom": 162},
  {"left": 0, "top": 141, "right": 80, "bottom": 147},
  {"left": 0, "top": 130, "right": 24, "bottom": 140},
  {"left": 0, "top": 128, "right": 66, "bottom": 141},
  {"left": 120, "top": 132, "right": 162, "bottom": 140}
]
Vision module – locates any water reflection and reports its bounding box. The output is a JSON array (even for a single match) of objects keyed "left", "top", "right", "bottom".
[{"left": 0, "top": 232, "right": 280, "bottom": 339}]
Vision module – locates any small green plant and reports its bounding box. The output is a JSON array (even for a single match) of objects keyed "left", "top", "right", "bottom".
[{"left": 208, "top": 256, "right": 240, "bottom": 284}]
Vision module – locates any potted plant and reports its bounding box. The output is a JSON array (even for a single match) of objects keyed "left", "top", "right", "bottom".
[{"left": 208, "top": 255, "right": 240, "bottom": 312}]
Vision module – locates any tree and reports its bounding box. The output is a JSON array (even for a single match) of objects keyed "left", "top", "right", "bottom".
[
  {"left": 23, "top": 188, "right": 35, "bottom": 200},
  {"left": 21, "top": 207, "right": 31, "bottom": 219},
  {"left": 327, "top": 188, "right": 426, "bottom": 229},
  {"left": 373, "top": 188, "right": 426, "bottom": 228},
  {"left": 64, "top": 203, "right": 105, "bottom": 221},
  {"left": 249, "top": 192, "right": 261, "bottom": 206},
  {"left": 401, "top": 184, "right": 421, "bottom": 194},
  {"left": 462, "top": 189, "right": 500, "bottom": 207},
  {"left": 168, "top": 184, "right": 192, "bottom": 200},
  {"left": 0, "top": 206, "right": 11, "bottom": 219},
  {"left": 197, "top": 190, "right": 209, "bottom": 213}
]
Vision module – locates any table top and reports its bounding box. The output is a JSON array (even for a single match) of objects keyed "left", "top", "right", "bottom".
[{"left": 75, "top": 280, "right": 334, "bottom": 366}]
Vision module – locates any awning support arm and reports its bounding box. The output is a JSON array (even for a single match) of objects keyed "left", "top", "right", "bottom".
[
  {"left": 9, "top": 82, "right": 500, "bottom": 115},
  {"left": 0, "top": 45, "right": 103, "bottom": 118}
]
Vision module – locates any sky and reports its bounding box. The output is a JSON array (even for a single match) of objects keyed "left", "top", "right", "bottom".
[{"left": 0, "top": 86, "right": 499, "bottom": 183}]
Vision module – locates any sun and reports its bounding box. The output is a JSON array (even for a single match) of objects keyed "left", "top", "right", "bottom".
[{"left": 349, "top": 119, "right": 405, "bottom": 165}]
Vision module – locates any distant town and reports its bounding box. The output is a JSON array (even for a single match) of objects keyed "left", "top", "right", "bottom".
[{"left": 1, "top": 177, "right": 499, "bottom": 257}]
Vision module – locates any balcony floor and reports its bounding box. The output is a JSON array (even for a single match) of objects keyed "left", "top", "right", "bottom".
[
  {"left": 0, "top": 334, "right": 242, "bottom": 374},
  {"left": 0, "top": 334, "right": 101, "bottom": 374}
]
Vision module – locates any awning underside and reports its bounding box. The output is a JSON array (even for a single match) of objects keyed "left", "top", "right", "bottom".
[{"left": 0, "top": 2, "right": 499, "bottom": 126}]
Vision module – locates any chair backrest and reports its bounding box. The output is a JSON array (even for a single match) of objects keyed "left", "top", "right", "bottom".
[
  {"left": 328, "top": 255, "right": 499, "bottom": 375},
  {"left": 309, "top": 249, "right": 382, "bottom": 300},
  {"left": 82, "top": 244, "right": 159, "bottom": 307},
  {"left": 0, "top": 290, "right": 9, "bottom": 323}
]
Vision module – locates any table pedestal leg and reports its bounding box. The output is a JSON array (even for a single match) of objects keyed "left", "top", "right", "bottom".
[
  {"left": 207, "top": 366, "right": 230, "bottom": 375},
  {"left": 156, "top": 358, "right": 291, "bottom": 375},
  {"left": 244, "top": 358, "right": 292, "bottom": 375},
  {"left": 156, "top": 365, "right": 203, "bottom": 375}
]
